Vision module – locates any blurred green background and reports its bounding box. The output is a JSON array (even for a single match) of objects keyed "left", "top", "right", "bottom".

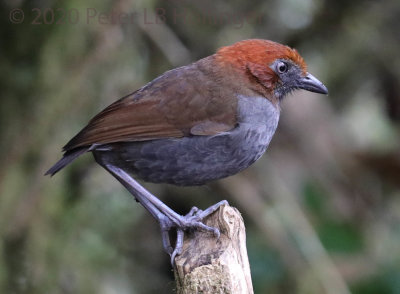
[{"left": 1, "top": 0, "right": 400, "bottom": 293}]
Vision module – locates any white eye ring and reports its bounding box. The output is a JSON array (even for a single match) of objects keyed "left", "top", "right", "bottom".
[{"left": 277, "top": 61, "right": 288, "bottom": 73}]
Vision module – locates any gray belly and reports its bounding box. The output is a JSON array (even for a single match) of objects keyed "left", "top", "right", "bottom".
[{"left": 93, "top": 96, "right": 280, "bottom": 186}]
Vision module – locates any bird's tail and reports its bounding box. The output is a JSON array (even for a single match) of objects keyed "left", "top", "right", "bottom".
[{"left": 45, "top": 147, "right": 89, "bottom": 176}]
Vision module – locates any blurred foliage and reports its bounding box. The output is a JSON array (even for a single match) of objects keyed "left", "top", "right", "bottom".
[{"left": 1, "top": 0, "right": 400, "bottom": 293}]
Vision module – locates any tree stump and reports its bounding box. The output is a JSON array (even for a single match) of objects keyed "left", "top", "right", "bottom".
[{"left": 174, "top": 204, "right": 254, "bottom": 294}]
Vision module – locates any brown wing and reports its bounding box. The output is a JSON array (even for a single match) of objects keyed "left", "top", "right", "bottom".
[{"left": 63, "top": 58, "right": 238, "bottom": 151}]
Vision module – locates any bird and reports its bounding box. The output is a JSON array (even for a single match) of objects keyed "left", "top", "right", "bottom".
[{"left": 46, "top": 39, "right": 328, "bottom": 263}]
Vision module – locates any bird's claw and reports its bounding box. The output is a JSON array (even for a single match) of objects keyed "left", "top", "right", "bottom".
[
  {"left": 186, "top": 206, "right": 200, "bottom": 217},
  {"left": 170, "top": 229, "right": 184, "bottom": 266},
  {"left": 167, "top": 200, "right": 228, "bottom": 266}
]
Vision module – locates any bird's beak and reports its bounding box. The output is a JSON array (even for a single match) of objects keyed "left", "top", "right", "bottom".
[{"left": 298, "top": 73, "right": 328, "bottom": 95}]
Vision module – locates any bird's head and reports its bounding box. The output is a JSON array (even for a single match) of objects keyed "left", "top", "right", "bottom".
[{"left": 215, "top": 39, "right": 328, "bottom": 101}]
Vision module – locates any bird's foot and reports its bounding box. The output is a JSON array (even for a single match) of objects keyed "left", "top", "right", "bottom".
[
  {"left": 161, "top": 200, "right": 229, "bottom": 265},
  {"left": 102, "top": 165, "right": 227, "bottom": 266}
]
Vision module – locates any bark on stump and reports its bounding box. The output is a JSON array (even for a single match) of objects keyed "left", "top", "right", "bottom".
[{"left": 174, "top": 204, "right": 254, "bottom": 294}]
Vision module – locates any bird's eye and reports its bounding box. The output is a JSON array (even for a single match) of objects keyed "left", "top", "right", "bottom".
[{"left": 277, "top": 61, "right": 288, "bottom": 73}]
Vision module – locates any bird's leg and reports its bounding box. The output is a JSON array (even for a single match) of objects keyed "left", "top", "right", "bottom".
[
  {"left": 102, "top": 164, "right": 227, "bottom": 262},
  {"left": 103, "top": 164, "right": 174, "bottom": 254}
]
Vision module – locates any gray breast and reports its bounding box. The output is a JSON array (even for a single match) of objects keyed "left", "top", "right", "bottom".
[{"left": 94, "top": 96, "right": 280, "bottom": 186}]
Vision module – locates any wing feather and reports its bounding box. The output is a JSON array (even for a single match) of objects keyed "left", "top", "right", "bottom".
[{"left": 63, "top": 58, "right": 238, "bottom": 151}]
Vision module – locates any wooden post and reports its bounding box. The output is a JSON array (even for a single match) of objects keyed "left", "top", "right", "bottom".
[{"left": 174, "top": 204, "right": 254, "bottom": 294}]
